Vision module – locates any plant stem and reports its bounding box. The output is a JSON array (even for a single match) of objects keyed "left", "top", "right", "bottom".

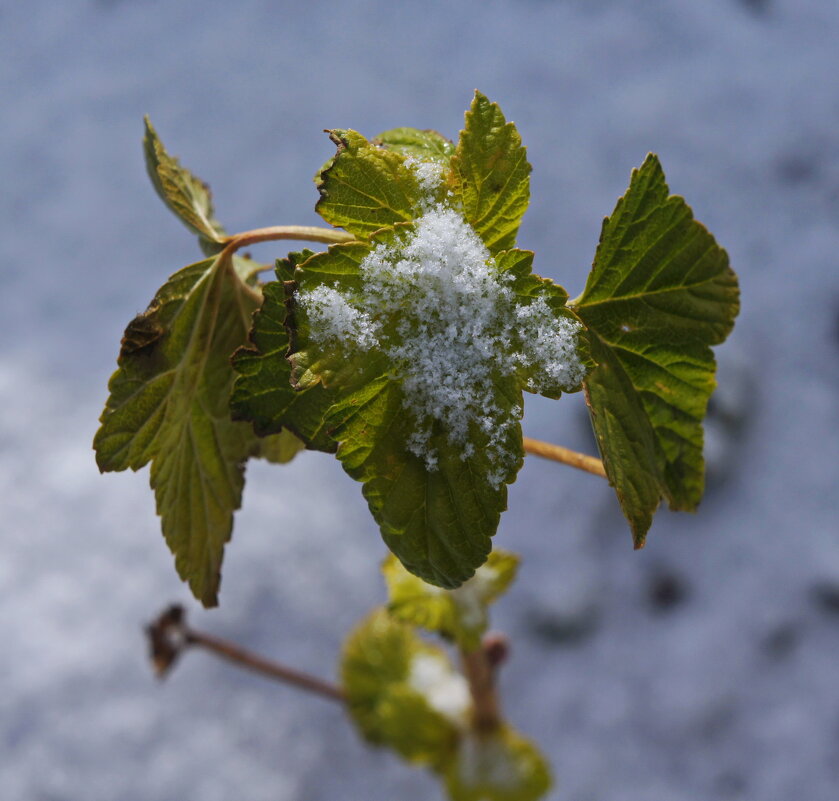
[
  {"left": 221, "top": 225, "right": 354, "bottom": 259},
  {"left": 185, "top": 629, "right": 346, "bottom": 703},
  {"left": 522, "top": 436, "right": 607, "bottom": 479},
  {"left": 146, "top": 604, "right": 345, "bottom": 704},
  {"left": 460, "top": 645, "right": 502, "bottom": 733}
]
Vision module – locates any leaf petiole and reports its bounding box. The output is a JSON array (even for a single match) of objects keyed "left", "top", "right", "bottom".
[
  {"left": 522, "top": 437, "right": 607, "bottom": 479},
  {"left": 220, "top": 225, "right": 355, "bottom": 260}
]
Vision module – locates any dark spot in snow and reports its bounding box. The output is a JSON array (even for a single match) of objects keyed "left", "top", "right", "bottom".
[
  {"left": 833, "top": 302, "right": 839, "bottom": 351},
  {"left": 716, "top": 770, "right": 748, "bottom": 796},
  {"left": 647, "top": 570, "right": 689, "bottom": 613},
  {"left": 775, "top": 152, "right": 817, "bottom": 186},
  {"left": 737, "top": 0, "right": 770, "bottom": 16},
  {"left": 696, "top": 696, "right": 739, "bottom": 742},
  {"left": 811, "top": 581, "right": 839, "bottom": 616},
  {"left": 761, "top": 622, "right": 800, "bottom": 661},
  {"left": 525, "top": 605, "right": 600, "bottom": 647}
]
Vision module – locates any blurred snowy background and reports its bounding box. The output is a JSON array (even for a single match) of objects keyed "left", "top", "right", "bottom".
[{"left": 2, "top": 1, "right": 838, "bottom": 799}]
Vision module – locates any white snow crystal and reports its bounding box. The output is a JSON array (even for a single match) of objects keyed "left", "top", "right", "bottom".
[
  {"left": 451, "top": 564, "right": 499, "bottom": 630},
  {"left": 296, "top": 201, "right": 585, "bottom": 485},
  {"left": 514, "top": 298, "right": 587, "bottom": 393},
  {"left": 404, "top": 156, "right": 445, "bottom": 202},
  {"left": 408, "top": 652, "right": 471, "bottom": 727},
  {"left": 297, "top": 285, "right": 379, "bottom": 351}
]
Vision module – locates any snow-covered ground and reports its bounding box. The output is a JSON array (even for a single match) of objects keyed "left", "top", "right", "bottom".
[{"left": 2, "top": 1, "right": 838, "bottom": 799}]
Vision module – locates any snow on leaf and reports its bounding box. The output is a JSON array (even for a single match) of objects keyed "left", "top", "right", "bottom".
[
  {"left": 572, "top": 154, "right": 740, "bottom": 547},
  {"left": 230, "top": 250, "right": 338, "bottom": 452},
  {"left": 341, "top": 609, "right": 464, "bottom": 770},
  {"left": 444, "top": 725, "right": 552, "bottom": 801},
  {"left": 288, "top": 205, "right": 586, "bottom": 587}
]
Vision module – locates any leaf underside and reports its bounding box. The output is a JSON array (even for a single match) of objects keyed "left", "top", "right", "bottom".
[
  {"left": 94, "top": 254, "right": 271, "bottom": 606},
  {"left": 143, "top": 117, "right": 227, "bottom": 255},
  {"left": 573, "top": 154, "right": 740, "bottom": 546}
]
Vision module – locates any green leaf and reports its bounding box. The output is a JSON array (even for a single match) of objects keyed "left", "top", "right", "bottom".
[
  {"left": 230, "top": 251, "right": 337, "bottom": 452},
  {"left": 341, "top": 609, "right": 466, "bottom": 769},
  {"left": 383, "top": 550, "right": 519, "bottom": 650},
  {"left": 444, "top": 726, "right": 551, "bottom": 801},
  {"left": 143, "top": 117, "right": 227, "bottom": 255},
  {"left": 374, "top": 127, "right": 454, "bottom": 162},
  {"left": 288, "top": 218, "right": 586, "bottom": 589},
  {"left": 94, "top": 252, "right": 264, "bottom": 607},
  {"left": 572, "top": 154, "right": 740, "bottom": 546},
  {"left": 323, "top": 375, "right": 521, "bottom": 589},
  {"left": 315, "top": 129, "right": 422, "bottom": 239},
  {"left": 253, "top": 429, "right": 305, "bottom": 464},
  {"left": 451, "top": 92, "right": 531, "bottom": 255}
]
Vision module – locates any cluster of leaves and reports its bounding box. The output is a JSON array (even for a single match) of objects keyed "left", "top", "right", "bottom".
[
  {"left": 94, "top": 93, "right": 739, "bottom": 606},
  {"left": 93, "top": 120, "right": 303, "bottom": 606},
  {"left": 341, "top": 550, "right": 551, "bottom": 801},
  {"left": 232, "top": 94, "right": 594, "bottom": 591},
  {"left": 93, "top": 92, "right": 739, "bottom": 800}
]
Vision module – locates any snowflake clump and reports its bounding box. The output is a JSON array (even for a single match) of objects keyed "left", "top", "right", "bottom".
[{"left": 298, "top": 173, "right": 584, "bottom": 486}]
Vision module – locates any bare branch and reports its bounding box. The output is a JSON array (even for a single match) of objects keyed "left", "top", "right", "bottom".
[{"left": 146, "top": 605, "right": 345, "bottom": 703}]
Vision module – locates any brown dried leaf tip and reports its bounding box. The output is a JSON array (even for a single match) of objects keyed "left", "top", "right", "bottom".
[{"left": 146, "top": 604, "right": 188, "bottom": 678}]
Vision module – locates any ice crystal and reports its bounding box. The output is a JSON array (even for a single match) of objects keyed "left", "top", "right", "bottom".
[
  {"left": 301, "top": 285, "right": 379, "bottom": 351},
  {"left": 296, "top": 201, "right": 584, "bottom": 486},
  {"left": 404, "top": 156, "right": 445, "bottom": 199}
]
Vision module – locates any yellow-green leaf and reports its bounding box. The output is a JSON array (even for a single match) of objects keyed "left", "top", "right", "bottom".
[
  {"left": 315, "top": 129, "right": 421, "bottom": 239},
  {"left": 341, "top": 609, "right": 466, "bottom": 770},
  {"left": 94, "top": 253, "right": 267, "bottom": 606},
  {"left": 253, "top": 429, "right": 305, "bottom": 464},
  {"left": 444, "top": 726, "right": 551, "bottom": 801},
  {"left": 450, "top": 92, "right": 531, "bottom": 255},
  {"left": 143, "top": 117, "right": 227, "bottom": 255},
  {"left": 383, "top": 550, "right": 519, "bottom": 650},
  {"left": 374, "top": 127, "right": 454, "bottom": 162}
]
